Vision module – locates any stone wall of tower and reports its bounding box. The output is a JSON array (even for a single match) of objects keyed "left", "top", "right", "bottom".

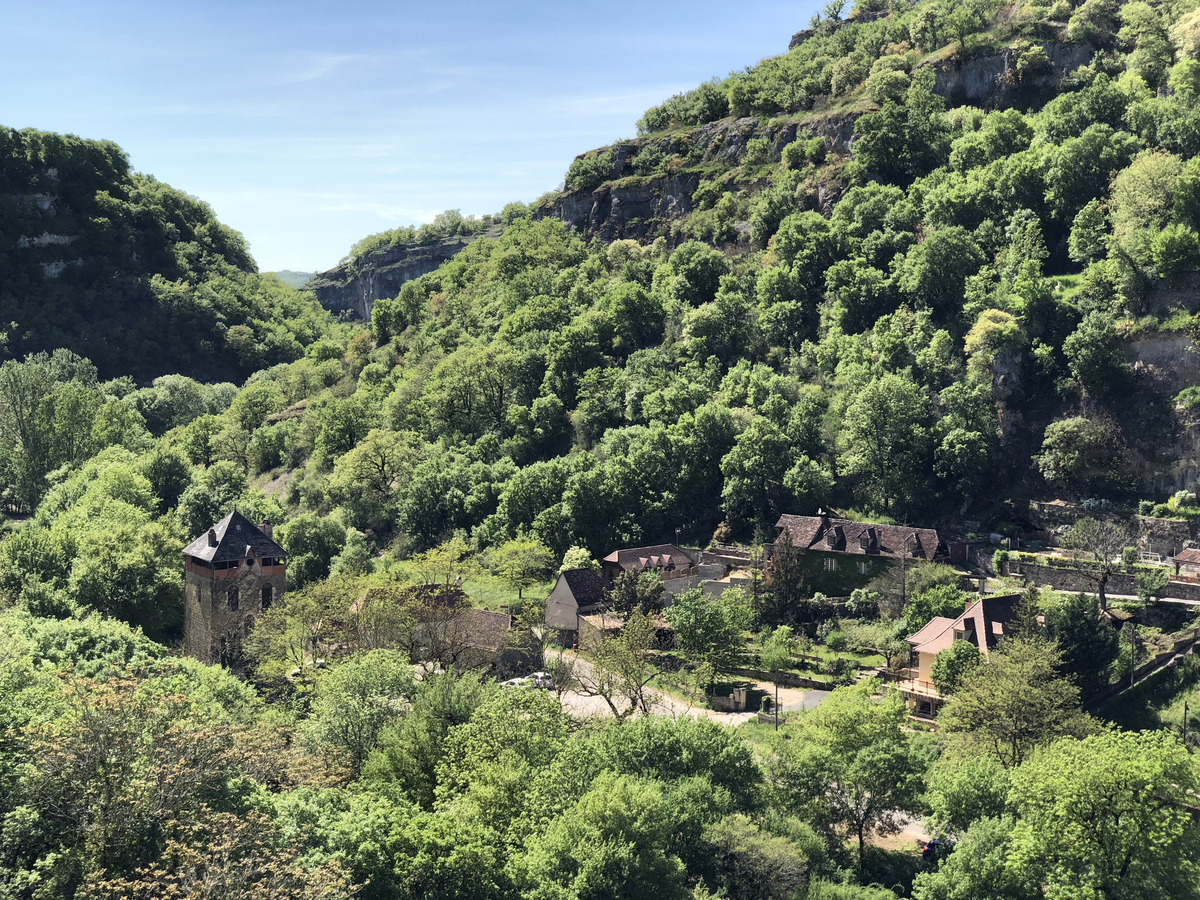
[{"left": 183, "top": 557, "right": 287, "bottom": 665}]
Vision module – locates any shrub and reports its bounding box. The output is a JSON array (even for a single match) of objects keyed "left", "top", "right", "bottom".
[
  {"left": 566, "top": 150, "right": 614, "bottom": 192},
  {"left": 744, "top": 137, "right": 773, "bottom": 166}
]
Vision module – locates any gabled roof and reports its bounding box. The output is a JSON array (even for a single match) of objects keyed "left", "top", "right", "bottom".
[
  {"left": 182, "top": 511, "right": 286, "bottom": 564},
  {"left": 775, "top": 513, "right": 944, "bottom": 562},
  {"left": 560, "top": 569, "right": 611, "bottom": 607},
  {"left": 907, "top": 593, "right": 1022, "bottom": 657},
  {"left": 907, "top": 616, "right": 957, "bottom": 651},
  {"left": 1175, "top": 548, "right": 1200, "bottom": 565},
  {"left": 461, "top": 609, "right": 513, "bottom": 653},
  {"left": 603, "top": 544, "right": 695, "bottom": 572}
]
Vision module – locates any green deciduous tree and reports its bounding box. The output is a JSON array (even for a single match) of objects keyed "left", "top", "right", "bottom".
[
  {"left": 938, "top": 637, "right": 1096, "bottom": 767},
  {"left": 1007, "top": 730, "right": 1200, "bottom": 900},
  {"left": 665, "top": 587, "right": 755, "bottom": 674},
  {"left": 607, "top": 570, "right": 667, "bottom": 617},
  {"left": 769, "top": 679, "right": 924, "bottom": 862},
  {"left": 578, "top": 611, "right": 659, "bottom": 720},
  {"left": 930, "top": 639, "right": 983, "bottom": 695},
  {"left": 519, "top": 772, "right": 689, "bottom": 900},
  {"left": 1060, "top": 516, "right": 1136, "bottom": 609},
  {"left": 307, "top": 649, "right": 414, "bottom": 773},
  {"left": 839, "top": 373, "right": 932, "bottom": 516},
  {"left": 485, "top": 535, "right": 555, "bottom": 602}
]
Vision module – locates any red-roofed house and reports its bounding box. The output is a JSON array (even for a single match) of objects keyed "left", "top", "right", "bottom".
[{"left": 899, "top": 593, "right": 1022, "bottom": 718}]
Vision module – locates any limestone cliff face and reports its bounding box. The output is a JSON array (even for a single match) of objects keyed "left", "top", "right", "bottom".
[
  {"left": 931, "top": 41, "right": 1094, "bottom": 104},
  {"left": 542, "top": 37, "right": 1093, "bottom": 241},
  {"left": 1127, "top": 331, "right": 1200, "bottom": 495},
  {"left": 542, "top": 113, "right": 858, "bottom": 238},
  {"left": 306, "top": 232, "right": 494, "bottom": 320}
]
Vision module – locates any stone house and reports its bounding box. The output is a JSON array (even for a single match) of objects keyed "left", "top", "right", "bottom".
[
  {"left": 183, "top": 512, "right": 286, "bottom": 666},
  {"left": 545, "top": 568, "right": 612, "bottom": 639},
  {"left": 1173, "top": 547, "right": 1200, "bottom": 578},
  {"left": 774, "top": 512, "right": 966, "bottom": 594},
  {"left": 601, "top": 544, "right": 698, "bottom": 582}
]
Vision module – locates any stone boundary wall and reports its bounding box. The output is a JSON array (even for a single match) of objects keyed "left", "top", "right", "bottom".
[
  {"left": 727, "top": 666, "right": 835, "bottom": 690},
  {"left": 1007, "top": 561, "right": 1200, "bottom": 602},
  {"left": 1086, "top": 631, "right": 1199, "bottom": 709}
]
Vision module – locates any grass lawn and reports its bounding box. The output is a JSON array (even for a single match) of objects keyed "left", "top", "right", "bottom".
[{"left": 1101, "top": 654, "right": 1200, "bottom": 742}]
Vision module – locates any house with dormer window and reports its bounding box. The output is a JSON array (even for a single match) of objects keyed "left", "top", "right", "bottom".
[
  {"left": 773, "top": 511, "right": 965, "bottom": 593},
  {"left": 600, "top": 544, "right": 698, "bottom": 582}
]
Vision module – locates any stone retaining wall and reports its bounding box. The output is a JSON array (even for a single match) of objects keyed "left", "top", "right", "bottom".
[{"left": 1007, "top": 561, "right": 1200, "bottom": 602}]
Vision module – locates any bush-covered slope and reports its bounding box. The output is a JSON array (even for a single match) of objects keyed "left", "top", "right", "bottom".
[
  {"left": 0, "top": 127, "right": 333, "bottom": 381},
  {"left": 8, "top": 0, "right": 1200, "bottom": 592}
]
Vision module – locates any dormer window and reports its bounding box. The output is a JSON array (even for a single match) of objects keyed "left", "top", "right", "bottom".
[{"left": 860, "top": 533, "right": 871, "bottom": 550}]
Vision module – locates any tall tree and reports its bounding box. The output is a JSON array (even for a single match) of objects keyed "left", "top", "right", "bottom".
[
  {"left": 577, "top": 611, "right": 659, "bottom": 720},
  {"left": 1007, "top": 730, "right": 1200, "bottom": 899},
  {"left": 1060, "top": 516, "right": 1135, "bottom": 609},
  {"left": 1044, "top": 592, "right": 1119, "bottom": 697},
  {"left": 938, "top": 637, "right": 1096, "bottom": 767},
  {"left": 838, "top": 373, "right": 932, "bottom": 516},
  {"left": 768, "top": 679, "right": 924, "bottom": 863}
]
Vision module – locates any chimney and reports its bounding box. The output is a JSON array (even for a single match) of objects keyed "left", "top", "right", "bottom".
[
  {"left": 207, "top": 529, "right": 218, "bottom": 547},
  {"left": 260, "top": 519, "right": 273, "bottom": 539}
]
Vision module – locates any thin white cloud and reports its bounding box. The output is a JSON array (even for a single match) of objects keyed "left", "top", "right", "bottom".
[{"left": 276, "top": 53, "right": 364, "bottom": 85}]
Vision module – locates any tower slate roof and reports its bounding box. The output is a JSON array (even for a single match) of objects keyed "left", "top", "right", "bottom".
[{"left": 182, "top": 511, "right": 286, "bottom": 564}]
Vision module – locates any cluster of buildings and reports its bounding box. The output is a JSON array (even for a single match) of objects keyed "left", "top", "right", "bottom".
[
  {"left": 183, "top": 509, "right": 1005, "bottom": 717},
  {"left": 181, "top": 513, "right": 527, "bottom": 673},
  {"left": 546, "top": 511, "right": 968, "bottom": 636}
]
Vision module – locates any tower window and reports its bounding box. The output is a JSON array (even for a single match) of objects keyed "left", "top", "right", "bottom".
[
  {"left": 262, "top": 584, "right": 273, "bottom": 610},
  {"left": 228, "top": 588, "right": 239, "bottom": 611}
]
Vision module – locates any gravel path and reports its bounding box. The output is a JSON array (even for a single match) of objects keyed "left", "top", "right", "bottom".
[{"left": 548, "top": 651, "right": 831, "bottom": 724}]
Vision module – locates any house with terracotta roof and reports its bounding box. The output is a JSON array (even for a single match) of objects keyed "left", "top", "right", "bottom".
[
  {"left": 899, "top": 593, "right": 1022, "bottom": 718},
  {"left": 773, "top": 512, "right": 966, "bottom": 593},
  {"left": 601, "top": 544, "right": 698, "bottom": 582}
]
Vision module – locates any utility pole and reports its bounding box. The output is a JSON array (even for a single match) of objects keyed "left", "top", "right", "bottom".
[{"left": 1128, "top": 621, "right": 1136, "bottom": 689}]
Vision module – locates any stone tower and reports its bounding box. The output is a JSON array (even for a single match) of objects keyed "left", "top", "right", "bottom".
[{"left": 182, "top": 511, "right": 287, "bottom": 666}]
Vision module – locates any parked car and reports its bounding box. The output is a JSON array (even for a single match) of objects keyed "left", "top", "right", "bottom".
[{"left": 500, "top": 672, "right": 555, "bottom": 690}]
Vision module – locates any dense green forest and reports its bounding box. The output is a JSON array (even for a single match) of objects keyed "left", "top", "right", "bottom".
[
  {"left": 0, "top": 128, "right": 334, "bottom": 381},
  {"left": 2, "top": 0, "right": 1200, "bottom": 896}
]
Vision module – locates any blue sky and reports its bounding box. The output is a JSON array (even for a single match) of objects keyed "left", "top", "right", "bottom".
[{"left": 3, "top": 1, "right": 815, "bottom": 272}]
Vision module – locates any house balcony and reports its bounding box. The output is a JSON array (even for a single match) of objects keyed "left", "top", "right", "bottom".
[{"left": 893, "top": 671, "right": 943, "bottom": 720}]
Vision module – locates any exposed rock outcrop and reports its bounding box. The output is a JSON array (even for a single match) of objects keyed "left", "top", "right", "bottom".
[
  {"left": 543, "top": 113, "right": 859, "bottom": 238},
  {"left": 930, "top": 41, "right": 1094, "bottom": 104},
  {"left": 306, "top": 231, "right": 496, "bottom": 320}
]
